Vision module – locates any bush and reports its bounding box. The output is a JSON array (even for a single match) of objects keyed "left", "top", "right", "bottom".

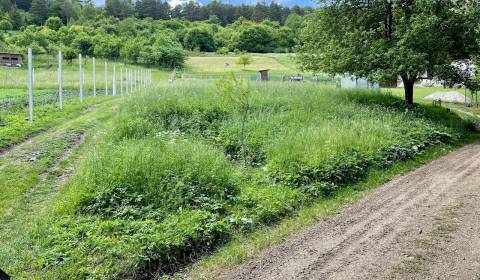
[
  {"left": 234, "top": 25, "right": 274, "bottom": 53},
  {"left": 138, "top": 32, "right": 186, "bottom": 68},
  {"left": 44, "top": 16, "right": 63, "bottom": 31},
  {"left": 183, "top": 27, "right": 216, "bottom": 52},
  {"left": 0, "top": 19, "right": 13, "bottom": 31}
]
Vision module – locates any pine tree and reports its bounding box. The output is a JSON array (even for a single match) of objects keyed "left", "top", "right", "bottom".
[{"left": 30, "top": 0, "right": 48, "bottom": 24}]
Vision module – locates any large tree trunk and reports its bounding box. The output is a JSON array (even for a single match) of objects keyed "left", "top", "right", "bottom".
[{"left": 402, "top": 76, "right": 415, "bottom": 104}]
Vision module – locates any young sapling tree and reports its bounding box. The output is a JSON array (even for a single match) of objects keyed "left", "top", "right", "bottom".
[
  {"left": 217, "top": 73, "right": 252, "bottom": 169},
  {"left": 237, "top": 54, "right": 252, "bottom": 70}
]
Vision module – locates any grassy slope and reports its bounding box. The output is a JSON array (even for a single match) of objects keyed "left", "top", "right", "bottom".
[
  {"left": 2, "top": 81, "right": 474, "bottom": 279},
  {"left": 0, "top": 96, "right": 108, "bottom": 150},
  {"left": 0, "top": 97, "right": 122, "bottom": 277}
]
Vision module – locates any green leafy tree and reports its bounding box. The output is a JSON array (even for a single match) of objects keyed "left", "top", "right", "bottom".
[
  {"left": 120, "top": 37, "right": 145, "bottom": 63},
  {"left": 9, "top": 6, "right": 26, "bottom": 30},
  {"left": 106, "top": 0, "right": 134, "bottom": 19},
  {"left": 63, "top": 46, "right": 78, "bottom": 64},
  {"left": 0, "top": 19, "right": 12, "bottom": 31},
  {"left": 48, "top": 0, "right": 79, "bottom": 24},
  {"left": 183, "top": 27, "right": 216, "bottom": 52},
  {"left": 72, "top": 33, "right": 94, "bottom": 56},
  {"left": 236, "top": 53, "right": 252, "bottom": 69},
  {"left": 298, "top": 1, "right": 480, "bottom": 104},
  {"left": 45, "top": 16, "right": 63, "bottom": 31},
  {"left": 30, "top": 0, "right": 48, "bottom": 25},
  {"left": 93, "top": 34, "right": 122, "bottom": 59},
  {"left": 235, "top": 25, "right": 273, "bottom": 53},
  {"left": 138, "top": 32, "right": 186, "bottom": 68}
]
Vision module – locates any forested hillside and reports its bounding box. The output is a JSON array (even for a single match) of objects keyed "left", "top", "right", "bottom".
[{"left": 0, "top": 0, "right": 307, "bottom": 68}]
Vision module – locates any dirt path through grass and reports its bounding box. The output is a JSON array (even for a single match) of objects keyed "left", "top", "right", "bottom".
[
  {"left": 0, "top": 99, "right": 119, "bottom": 273},
  {"left": 220, "top": 142, "right": 480, "bottom": 280}
]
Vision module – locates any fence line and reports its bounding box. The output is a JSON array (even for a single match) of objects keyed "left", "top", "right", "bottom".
[{"left": 0, "top": 48, "right": 154, "bottom": 121}]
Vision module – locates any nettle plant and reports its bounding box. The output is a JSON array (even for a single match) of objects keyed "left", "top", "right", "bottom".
[{"left": 217, "top": 73, "right": 253, "bottom": 169}]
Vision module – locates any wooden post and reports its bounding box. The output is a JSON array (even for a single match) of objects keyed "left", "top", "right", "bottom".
[
  {"left": 28, "top": 48, "right": 33, "bottom": 123},
  {"left": 58, "top": 50, "right": 63, "bottom": 109},
  {"left": 79, "top": 54, "right": 83, "bottom": 102},
  {"left": 93, "top": 57, "right": 96, "bottom": 97}
]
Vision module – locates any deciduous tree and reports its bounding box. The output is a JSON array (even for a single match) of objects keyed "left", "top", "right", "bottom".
[{"left": 298, "top": 0, "right": 480, "bottom": 104}]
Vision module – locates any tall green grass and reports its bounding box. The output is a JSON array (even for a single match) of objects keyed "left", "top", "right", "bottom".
[{"left": 10, "top": 81, "right": 475, "bottom": 279}]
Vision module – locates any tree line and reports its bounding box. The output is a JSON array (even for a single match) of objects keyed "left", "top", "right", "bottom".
[
  {"left": 0, "top": 0, "right": 311, "bottom": 29},
  {"left": 0, "top": 13, "right": 304, "bottom": 68}
]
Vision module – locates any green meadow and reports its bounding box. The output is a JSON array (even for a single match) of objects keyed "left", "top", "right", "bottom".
[{"left": 1, "top": 80, "right": 475, "bottom": 279}]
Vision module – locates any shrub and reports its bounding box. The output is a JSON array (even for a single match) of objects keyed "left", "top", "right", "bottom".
[
  {"left": 44, "top": 16, "right": 63, "bottom": 31},
  {"left": 183, "top": 27, "right": 216, "bottom": 52}
]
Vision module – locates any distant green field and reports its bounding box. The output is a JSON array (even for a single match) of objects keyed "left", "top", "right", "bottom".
[{"left": 185, "top": 54, "right": 297, "bottom": 74}]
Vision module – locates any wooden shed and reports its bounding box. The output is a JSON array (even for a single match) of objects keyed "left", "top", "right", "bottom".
[
  {"left": 259, "top": 69, "right": 269, "bottom": 81},
  {"left": 0, "top": 52, "right": 23, "bottom": 67}
]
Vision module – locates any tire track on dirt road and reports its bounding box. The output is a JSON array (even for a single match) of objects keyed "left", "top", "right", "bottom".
[{"left": 220, "top": 142, "right": 480, "bottom": 280}]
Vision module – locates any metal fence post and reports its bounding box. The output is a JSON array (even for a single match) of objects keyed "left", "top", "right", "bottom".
[
  {"left": 105, "top": 61, "right": 108, "bottom": 96},
  {"left": 120, "top": 68, "right": 123, "bottom": 96},
  {"left": 28, "top": 48, "right": 33, "bottom": 123},
  {"left": 125, "top": 68, "right": 129, "bottom": 95},
  {"left": 93, "top": 57, "right": 96, "bottom": 97},
  {"left": 112, "top": 64, "right": 117, "bottom": 96},
  {"left": 58, "top": 50, "right": 63, "bottom": 109},
  {"left": 79, "top": 54, "right": 83, "bottom": 102}
]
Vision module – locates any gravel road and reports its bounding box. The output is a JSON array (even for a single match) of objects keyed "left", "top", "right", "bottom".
[{"left": 220, "top": 142, "right": 480, "bottom": 280}]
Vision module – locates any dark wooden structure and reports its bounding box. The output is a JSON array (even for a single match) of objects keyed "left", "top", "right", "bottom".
[
  {"left": 0, "top": 268, "right": 10, "bottom": 280},
  {"left": 259, "top": 69, "right": 269, "bottom": 81},
  {"left": 0, "top": 52, "right": 22, "bottom": 67}
]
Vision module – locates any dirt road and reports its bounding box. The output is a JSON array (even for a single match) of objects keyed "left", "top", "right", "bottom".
[{"left": 220, "top": 142, "right": 480, "bottom": 280}]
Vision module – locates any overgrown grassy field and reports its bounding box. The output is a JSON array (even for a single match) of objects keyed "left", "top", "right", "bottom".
[{"left": 3, "top": 80, "right": 476, "bottom": 279}]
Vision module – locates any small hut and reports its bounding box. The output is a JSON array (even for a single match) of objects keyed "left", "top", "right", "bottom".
[
  {"left": 259, "top": 69, "right": 269, "bottom": 81},
  {"left": 0, "top": 52, "right": 23, "bottom": 67}
]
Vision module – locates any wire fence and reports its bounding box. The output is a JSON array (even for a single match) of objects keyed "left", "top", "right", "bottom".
[
  {"left": 0, "top": 49, "right": 153, "bottom": 121},
  {"left": 0, "top": 89, "right": 109, "bottom": 111},
  {"left": 180, "top": 73, "right": 339, "bottom": 86}
]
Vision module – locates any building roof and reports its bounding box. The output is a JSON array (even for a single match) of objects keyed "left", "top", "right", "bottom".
[{"left": 0, "top": 52, "right": 22, "bottom": 56}]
